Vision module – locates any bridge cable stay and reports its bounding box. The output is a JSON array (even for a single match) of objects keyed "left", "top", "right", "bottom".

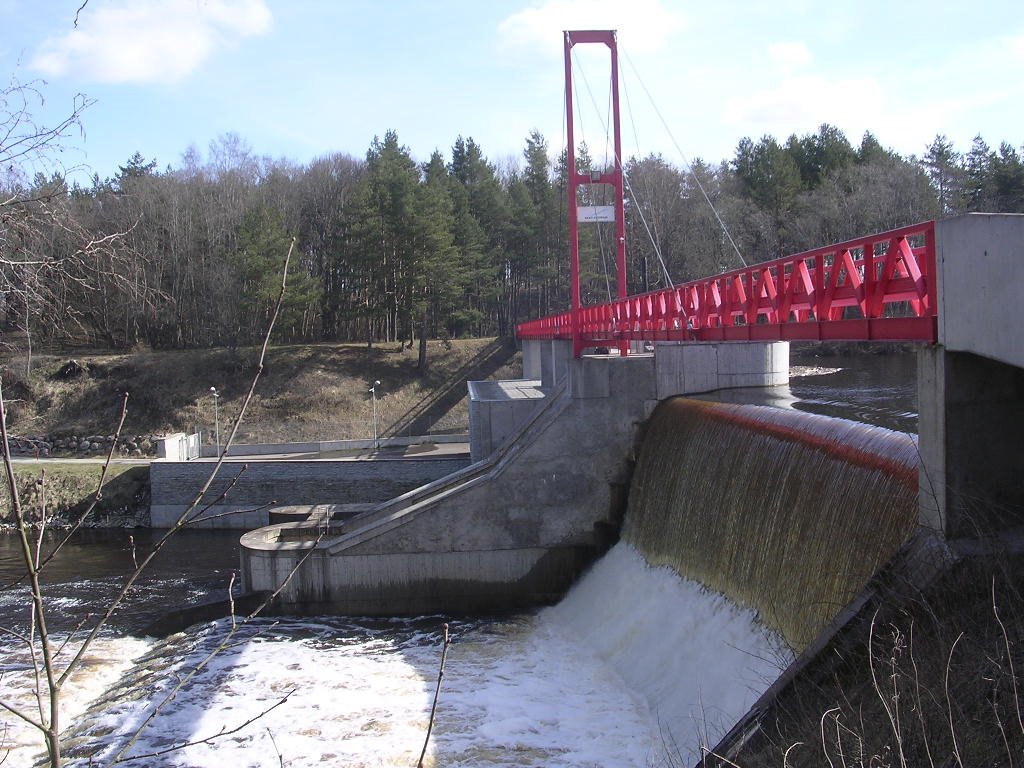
[
  {"left": 619, "top": 66, "right": 673, "bottom": 290},
  {"left": 620, "top": 45, "right": 748, "bottom": 269},
  {"left": 569, "top": 47, "right": 615, "bottom": 303},
  {"left": 621, "top": 62, "right": 667, "bottom": 291},
  {"left": 571, "top": 45, "right": 674, "bottom": 287}
]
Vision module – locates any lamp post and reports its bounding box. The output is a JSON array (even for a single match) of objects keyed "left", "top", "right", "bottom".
[
  {"left": 370, "top": 380, "right": 381, "bottom": 451},
  {"left": 210, "top": 386, "right": 220, "bottom": 456}
]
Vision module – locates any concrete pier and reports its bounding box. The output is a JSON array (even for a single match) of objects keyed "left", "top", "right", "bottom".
[{"left": 917, "top": 214, "right": 1024, "bottom": 540}]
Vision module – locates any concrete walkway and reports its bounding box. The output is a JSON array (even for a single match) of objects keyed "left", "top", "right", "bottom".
[{"left": 9, "top": 441, "right": 470, "bottom": 465}]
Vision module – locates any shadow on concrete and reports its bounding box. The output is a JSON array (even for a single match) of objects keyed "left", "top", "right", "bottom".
[{"left": 383, "top": 337, "right": 518, "bottom": 438}]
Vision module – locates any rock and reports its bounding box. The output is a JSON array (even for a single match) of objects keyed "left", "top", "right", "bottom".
[{"left": 54, "top": 360, "right": 85, "bottom": 380}]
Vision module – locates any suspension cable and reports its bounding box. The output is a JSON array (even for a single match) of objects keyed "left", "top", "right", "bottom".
[
  {"left": 572, "top": 46, "right": 673, "bottom": 287},
  {"left": 621, "top": 61, "right": 669, "bottom": 290},
  {"left": 621, "top": 63, "right": 662, "bottom": 257},
  {"left": 620, "top": 45, "right": 748, "bottom": 269}
]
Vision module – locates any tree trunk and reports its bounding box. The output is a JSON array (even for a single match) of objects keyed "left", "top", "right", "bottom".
[{"left": 417, "top": 309, "right": 428, "bottom": 373}]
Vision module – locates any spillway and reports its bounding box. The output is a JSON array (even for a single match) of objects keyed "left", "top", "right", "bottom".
[
  {"left": 626, "top": 397, "right": 919, "bottom": 650},
  {"left": 4, "top": 392, "right": 922, "bottom": 766}
]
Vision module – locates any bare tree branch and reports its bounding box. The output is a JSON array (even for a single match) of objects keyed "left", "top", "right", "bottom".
[
  {"left": 0, "top": 235, "right": 300, "bottom": 766},
  {"left": 418, "top": 622, "right": 451, "bottom": 768}
]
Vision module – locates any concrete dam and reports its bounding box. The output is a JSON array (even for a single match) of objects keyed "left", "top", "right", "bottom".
[
  {"left": 243, "top": 367, "right": 918, "bottom": 635},
  {"left": 239, "top": 347, "right": 925, "bottom": 758},
  {"left": 237, "top": 213, "right": 1023, "bottom": 761}
]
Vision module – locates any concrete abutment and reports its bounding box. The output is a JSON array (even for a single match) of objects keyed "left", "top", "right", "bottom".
[{"left": 917, "top": 214, "right": 1024, "bottom": 541}]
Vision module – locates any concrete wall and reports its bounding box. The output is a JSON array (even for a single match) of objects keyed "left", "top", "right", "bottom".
[
  {"left": 918, "top": 347, "right": 1024, "bottom": 538},
  {"left": 918, "top": 214, "right": 1024, "bottom": 540},
  {"left": 654, "top": 341, "right": 789, "bottom": 398},
  {"left": 467, "top": 379, "right": 547, "bottom": 462},
  {"left": 151, "top": 455, "right": 470, "bottom": 529},
  {"left": 936, "top": 213, "right": 1024, "bottom": 370},
  {"left": 243, "top": 340, "right": 790, "bottom": 614},
  {"left": 198, "top": 434, "right": 468, "bottom": 459}
]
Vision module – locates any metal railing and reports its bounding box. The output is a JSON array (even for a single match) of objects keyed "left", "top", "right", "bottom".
[{"left": 517, "top": 221, "right": 937, "bottom": 351}]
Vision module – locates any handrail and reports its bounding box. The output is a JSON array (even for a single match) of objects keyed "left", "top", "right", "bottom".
[
  {"left": 517, "top": 221, "right": 937, "bottom": 352},
  {"left": 320, "top": 379, "right": 573, "bottom": 554}
]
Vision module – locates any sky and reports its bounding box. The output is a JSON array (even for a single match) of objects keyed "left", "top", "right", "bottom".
[{"left": 1, "top": 0, "right": 1022, "bottom": 185}]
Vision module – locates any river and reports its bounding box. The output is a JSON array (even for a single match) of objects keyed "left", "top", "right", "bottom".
[{"left": 0, "top": 351, "right": 917, "bottom": 767}]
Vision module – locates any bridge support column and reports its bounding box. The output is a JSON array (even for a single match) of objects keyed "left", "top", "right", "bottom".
[
  {"left": 918, "top": 348, "right": 1024, "bottom": 539},
  {"left": 918, "top": 213, "right": 1024, "bottom": 541},
  {"left": 536, "top": 337, "right": 577, "bottom": 387}
]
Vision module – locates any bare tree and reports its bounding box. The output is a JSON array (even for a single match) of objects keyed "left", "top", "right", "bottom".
[
  {"left": 0, "top": 239, "right": 308, "bottom": 766},
  {"left": 0, "top": 79, "right": 159, "bottom": 357}
]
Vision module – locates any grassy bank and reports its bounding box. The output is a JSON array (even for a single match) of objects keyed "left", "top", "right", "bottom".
[
  {"left": 0, "top": 338, "right": 520, "bottom": 446},
  {"left": 0, "top": 462, "right": 150, "bottom": 527},
  {"left": 721, "top": 546, "right": 1024, "bottom": 767}
]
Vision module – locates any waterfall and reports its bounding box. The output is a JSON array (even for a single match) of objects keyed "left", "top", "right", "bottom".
[
  {"left": 623, "top": 397, "right": 919, "bottom": 649},
  {"left": 543, "top": 542, "right": 791, "bottom": 765}
]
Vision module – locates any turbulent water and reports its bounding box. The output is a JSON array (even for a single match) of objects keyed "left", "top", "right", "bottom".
[
  {"left": 0, "top": 353, "right": 915, "bottom": 766},
  {"left": 1, "top": 544, "right": 786, "bottom": 767},
  {"left": 625, "top": 397, "right": 919, "bottom": 649}
]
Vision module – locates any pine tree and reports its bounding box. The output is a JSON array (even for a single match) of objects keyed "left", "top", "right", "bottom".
[
  {"left": 413, "top": 150, "right": 459, "bottom": 370},
  {"left": 922, "top": 135, "right": 963, "bottom": 214},
  {"left": 963, "top": 135, "right": 995, "bottom": 212},
  {"left": 992, "top": 142, "right": 1024, "bottom": 212}
]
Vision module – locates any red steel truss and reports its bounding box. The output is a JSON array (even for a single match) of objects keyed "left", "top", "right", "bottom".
[{"left": 516, "top": 221, "right": 938, "bottom": 351}]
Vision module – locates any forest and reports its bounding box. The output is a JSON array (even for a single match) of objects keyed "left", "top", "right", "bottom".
[{"left": 3, "top": 78, "right": 1023, "bottom": 358}]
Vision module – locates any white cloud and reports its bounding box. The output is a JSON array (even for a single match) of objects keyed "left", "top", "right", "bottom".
[
  {"left": 497, "top": 0, "right": 684, "bottom": 59},
  {"left": 722, "top": 74, "right": 884, "bottom": 137},
  {"left": 30, "top": 0, "right": 272, "bottom": 84},
  {"left": 767, "top": 41, "right": 812, "bottom": 71}
]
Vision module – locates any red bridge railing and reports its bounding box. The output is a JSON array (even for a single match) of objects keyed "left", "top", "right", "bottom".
[{"left": 517, "top": 221, "right": 937, "bottom": 350}]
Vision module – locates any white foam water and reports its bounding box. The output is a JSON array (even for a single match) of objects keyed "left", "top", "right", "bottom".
[
  {"left": 543, "top": 543, "right": 792, "bottom": 765},
  {"left": 0, "top": 635, "right": 154, "bottom": 767},
  {"left": 3, "top": 543, "right": 788, "bottom": 767}
]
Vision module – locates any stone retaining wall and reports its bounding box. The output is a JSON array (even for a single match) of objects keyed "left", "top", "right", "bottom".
[{"left": 150, "top": 455, "right": 470, "bottom": 529}]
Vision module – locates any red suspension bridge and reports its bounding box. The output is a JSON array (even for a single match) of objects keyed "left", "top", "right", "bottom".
[
  {"left": 515, "top": 31, "right": 938, "bottom": 356},
  {"left": 516, "top": 219, "right": 938, "bottom": 352}
]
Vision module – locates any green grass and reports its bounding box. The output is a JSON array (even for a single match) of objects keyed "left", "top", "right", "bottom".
[{"left": 1, "top": 462, "right": 150, "bottom": 526}]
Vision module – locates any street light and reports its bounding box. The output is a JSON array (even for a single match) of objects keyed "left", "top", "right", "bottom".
[
  {"left": 369, "top": 380, "right": 381, "bottom": 451},
  {"left": 210, "top": 386, "right": 220, "bottom": 456}
]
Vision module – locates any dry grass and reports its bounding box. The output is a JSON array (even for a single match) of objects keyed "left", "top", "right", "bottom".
[
  {"left": 712, "top": 546, "right": 1024, "bottom": 767},
  {"left": 0, "top": 338, "right": 521, "bottom": 445}
]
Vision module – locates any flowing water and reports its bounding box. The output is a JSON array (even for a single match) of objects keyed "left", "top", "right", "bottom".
[
  {"left": 0, "top": 352, "right": 918, "bottom": 767},
  {"left": 1, "top": 540, "right": 785, "bottom": 767}
]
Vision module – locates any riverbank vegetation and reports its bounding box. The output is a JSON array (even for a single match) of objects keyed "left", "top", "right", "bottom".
[
  {"left": 4, "top": 82, "right": 1023, "bottom": 362},
  {"left": 718, "top": 545, "right": 1024, "bottom": 768},
  {"left": 0, "top": 337, "right": 517, "bottom": 445},
  {"left": 0, "top": 462, "right": 148, "bottom": 527}
]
